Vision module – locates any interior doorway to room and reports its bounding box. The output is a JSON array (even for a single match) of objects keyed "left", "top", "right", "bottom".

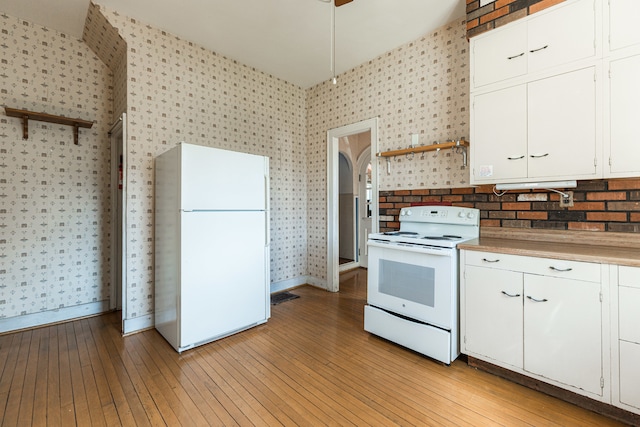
[
  {"left": 327, "top": 118, "right": 379, "bottom": 292},
  {"left": 109, "top": 113, "right": 127, "bottom": 332}
]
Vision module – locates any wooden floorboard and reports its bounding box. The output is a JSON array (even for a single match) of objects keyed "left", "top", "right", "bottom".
[{"left": 0, "top": 268, "right": 630, "bottom": 426}]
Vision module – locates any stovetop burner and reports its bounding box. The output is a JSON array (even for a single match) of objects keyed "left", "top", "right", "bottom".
[
  {"left": 422, "top": 234, "right": 463, "bottom": 240},
  {"left": 369, "top": 206, "right": 480, "bottom": 249},
  {"left": 383, "top": 231, "right": 419, "bottom": 236}
]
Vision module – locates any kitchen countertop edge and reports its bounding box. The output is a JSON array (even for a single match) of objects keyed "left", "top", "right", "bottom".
[{"left": 458, "top": 237, "right": 640, "bottom": 267}]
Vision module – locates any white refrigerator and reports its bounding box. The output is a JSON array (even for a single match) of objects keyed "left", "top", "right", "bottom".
[{"left": 154, "top": 142, "right": 270, "bottom": 352}]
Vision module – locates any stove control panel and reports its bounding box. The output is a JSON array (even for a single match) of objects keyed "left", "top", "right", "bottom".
[{"left": 400, "top": 206, "right": 479, "bottom": 226}]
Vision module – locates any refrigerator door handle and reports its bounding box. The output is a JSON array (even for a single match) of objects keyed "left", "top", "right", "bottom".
[{"left": 264, "top": 170, "right": 270, "bottom": 246}]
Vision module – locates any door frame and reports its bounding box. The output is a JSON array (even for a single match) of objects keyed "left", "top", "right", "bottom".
[
  {"left": 356, "top": 146, "right": 372, "bottom": 269},
  {"left": 109, "top": 113, "right": 128, "bottom": 330},
  {"left": 327, "top": 117, "right": 379, "bottom": 292}
]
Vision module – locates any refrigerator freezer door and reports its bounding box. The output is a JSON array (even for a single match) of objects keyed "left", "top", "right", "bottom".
[
  {"left": 180, "top": 144, "right": 267, "bottom": 211},
  {"left": 179, "top": 211, "right": 269, "bottom": 348}
]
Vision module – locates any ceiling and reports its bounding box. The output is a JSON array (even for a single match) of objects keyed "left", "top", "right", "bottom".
[{"left": 0, "top": 0, "right": 465, "bottom": 88}]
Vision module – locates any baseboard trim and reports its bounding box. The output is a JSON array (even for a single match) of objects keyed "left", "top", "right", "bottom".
[
  {"left": 0, "top": 301, "right": 110, "bottom": 334},
  {"left": 271, "top": 276, "right": 327, "bottom": 293},
  {"left": 468, "top": 356, "right": 640, "bottom": 426},
  {"left": 123, "top": 314, "right": 154, "bottom": 335}
]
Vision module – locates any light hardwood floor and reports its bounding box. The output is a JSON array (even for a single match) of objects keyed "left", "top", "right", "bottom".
[{"left": 0, "top": 268, "right": 627, "bottom": 426}]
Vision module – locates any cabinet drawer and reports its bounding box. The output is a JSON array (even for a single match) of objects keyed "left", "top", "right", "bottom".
[
  {"left": 465, "top": 250, "right": 530, "bottom": 271},
  {"left": 619, "top": 265, "right": 640, "bottom": 289},
  {"left": 619, "top": 286, "right": 640, "bottom": 344},
  {"left": 464, "top": 250, "right": 601, "bottom": 282},
  {"left": 619, "top": 340, "right": 640, "bottom": 410}
]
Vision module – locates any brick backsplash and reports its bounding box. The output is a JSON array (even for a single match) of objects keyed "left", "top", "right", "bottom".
[
  {"left": 466, "top": 0, "right": 567, "bottom": 38},
  {"left": 379, "top": 179, "right": 640, "bottom": 233}
]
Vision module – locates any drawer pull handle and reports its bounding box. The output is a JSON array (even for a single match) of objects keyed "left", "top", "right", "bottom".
[
  {"left": 507, "top": 155, "right": 525, "bottom": 160},
  {"left": 530, "top": 45, "right": 549, "bottom": 53},
  {"left": 507, "top": 52, "right": 525, "bottom": 60},
  {"left": 527, "top": 296, "right": 548, "bottom": 303},
  {"left": 482, "top": 258, "right": 500, "bottom": 263},
  {"left": 530, "top": 153, "right": 549, "bottom": 158},
  {"left": 501, "top": 291, "right": 521, "bottom": 298},
  {"left": 549, "top": 266, "right": 573, "bottom": 272}
]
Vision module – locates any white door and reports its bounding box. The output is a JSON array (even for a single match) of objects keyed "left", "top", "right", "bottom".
[
  {"left": 367, "top": 242, "right": 454, "bottom": 329},
  {"left": 609, "top": 0, "right": 640, "bottom": 51},
  {"left": 464, "top": 266, "right": 524, "bottom": 369},
  {"left": 524, "top": 275, "right": 602, "bottom": 396},
  {"left": 180, "top": 211, "right": 268, "bottom": 347},
  {"left": 528, "top": 67, "right": 598, "bottom": 179},
  {"left": 472, "top": 84, "right": 527, "bottom": 183},
  {"left": 180, "top": 144, "right": 267, "bottom": 211},
  {"left": 109, "top": 113, "right": 127, "bottom": 326},
  {"left": 608, "top": 54, "right": 640, "bottom": 176}
]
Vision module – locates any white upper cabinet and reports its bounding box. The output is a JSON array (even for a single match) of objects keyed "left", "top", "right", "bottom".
[
  {"left": 472, "top": 22, "right": 528, "bottom": 88},
  {"left": 606, "top": 54, "right": 640, "bottom": 177},
  {"left": 527, "top": 66, "right": 599, "bottom": 180},
  {"left": 605, "top": 0, "right": 640, "bottom": 178},
  {"left": 472, "top": 85, "right": 528, "bottom": 182},
  {"left": 471, "top": 0, "right": 598, "bottom": 89},
  {"left": 471, "top": 66, "right": 600, "bottom": 184},
  {"left": 608, "top": 0, "right": 640, "bottom": 53}
]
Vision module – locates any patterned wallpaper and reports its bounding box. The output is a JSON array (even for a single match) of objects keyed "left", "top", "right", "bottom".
[
  {"left": 0, "top": 4, "right": 470, "bottom": 330},
  {"left": 95, "top": 5, "right": 309, "bottom": 321},
  {"left": 83, "top": 2, "right": 127, "bottom": 121},
  {"left": 306, "top": 19, "right": 469, "bottom": 279},
  {"left": 0, "top": 13, "right": 112, "bottom": 321}
]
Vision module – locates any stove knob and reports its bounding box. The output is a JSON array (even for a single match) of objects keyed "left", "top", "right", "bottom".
[
  {"left": 467, "top": 212, "right": 476, "bottom": 219},
  {"left": 406, "top": 209, "right": 412, "bottom": 216},
  {"left": 458, "top": 211, "right": 465, "bottom": 218}
]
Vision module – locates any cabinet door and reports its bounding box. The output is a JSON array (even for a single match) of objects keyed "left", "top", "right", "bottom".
[
  {"left": 608, "top": 54, "right": 640, "bottom": 176},
  {"left": 619, "top": 341, "right": 640, "bottom": 410},
  {"left": 472, "top": 22, "right": 527, "bottom": 88},
  {"left": 528, "top": 67, "right": 598, "bottom": 179},
  {"left": 464, "top": 266, "right": 524, "bottom": 369},
  {"left": 524, "top": 275, "right": 602, "bottom": 396},
  {"left": 527, "top": 0, "right": 597, "bottom": 74},
  {"left": 609, "top": 0, "right": 640, "bottom": 52},
  {"left": 472, "top": 85, "right": 527, "bottom": 183}
]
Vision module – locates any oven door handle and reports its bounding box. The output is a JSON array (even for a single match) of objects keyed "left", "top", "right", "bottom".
[{"left": 367, "top": 240, "right": 452, "bottom": 256}]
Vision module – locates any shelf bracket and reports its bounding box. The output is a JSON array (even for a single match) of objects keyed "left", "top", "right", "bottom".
[{"left": 21, "top": 114, "right": 29, "bottom": 140}]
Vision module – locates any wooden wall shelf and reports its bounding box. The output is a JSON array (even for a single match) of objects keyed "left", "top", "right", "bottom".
[
  {"left": 4, "top": 107, "right": 93, "bottom": 145},
  {"left": 376, "top": 139, "right": 469, "bottom": 158}
]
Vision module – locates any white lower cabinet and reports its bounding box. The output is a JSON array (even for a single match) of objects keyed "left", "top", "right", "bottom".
[
  {"left": 612, "top": 266, "right": 640, "bottom": 414},
  {"left": 461, "top": 250, "right": 608, "bottom": 401},
  {"left": 464, "top": 266, "right": 523, "bottom": 369},
  {"left": 523, "top": 275, "right": 602, "bottom": 396}
]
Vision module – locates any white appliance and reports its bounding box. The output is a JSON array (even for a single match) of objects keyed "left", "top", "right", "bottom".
[
  {"left": 364, "top": 205, "right": 479, "bottom": 364},
  {"left": 154, "top": 142, "right": 270, "bottom": 353}
]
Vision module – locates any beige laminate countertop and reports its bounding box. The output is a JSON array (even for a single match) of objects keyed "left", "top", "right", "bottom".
[{"left": 458, "top": 231, "right": 640, "bottom": 268}]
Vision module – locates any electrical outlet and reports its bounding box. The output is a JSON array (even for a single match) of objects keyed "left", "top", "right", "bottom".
[{"left": 559, "top": 191, "right": 574, "bottom": 208}]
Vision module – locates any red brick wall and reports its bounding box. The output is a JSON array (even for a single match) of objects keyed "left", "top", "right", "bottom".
[
  {"left": 467, "top": 0, "right": 567, "bottom": 38},
  {"left": 379, "top": 179, "right": 640, "bottom": 233}
]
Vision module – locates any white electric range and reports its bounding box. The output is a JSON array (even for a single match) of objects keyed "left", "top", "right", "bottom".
[{"left": 364, "top": 205, "right": 480, "bottom": 364}]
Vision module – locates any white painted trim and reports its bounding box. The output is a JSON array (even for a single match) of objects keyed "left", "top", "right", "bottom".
[
  {"left": 327, "top": 118, "right": 379, "bottom": 292},
  {"left": 480, "top": 0, "right": 496, "bottom": 6},
  {"left": 270, "top": 276, "right": 327, "bottom": 293},
  {"left": 123, "top": 314, "right": 153, "bottom": 335},
  {"left": 0, "top": 301, "right": 110, "bottom": 334}
]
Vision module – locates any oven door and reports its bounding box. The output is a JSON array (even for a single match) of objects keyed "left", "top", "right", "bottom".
[{"left": 367, "top": 240, "right": 456, "bottom": 330}]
